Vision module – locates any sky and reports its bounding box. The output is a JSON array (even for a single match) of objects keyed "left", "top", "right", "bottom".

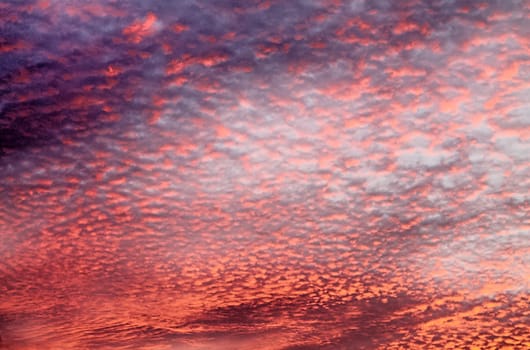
[{"left": 0, "top": 0, "right": 529, "bottom": 349}]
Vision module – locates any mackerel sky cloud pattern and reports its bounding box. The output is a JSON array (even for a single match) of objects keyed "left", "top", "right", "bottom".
[{"left": 1, "top": 0, "right": 529, "bottom": 349}]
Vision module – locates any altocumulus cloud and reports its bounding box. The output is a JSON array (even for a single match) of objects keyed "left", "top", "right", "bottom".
[{"left": 0, "top": 0, "right": 529, "bottom": 349}]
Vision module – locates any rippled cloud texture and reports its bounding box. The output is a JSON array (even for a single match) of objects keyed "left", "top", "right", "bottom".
[{"left": 1, "top": 0, "right": 529, "bottom": 349}]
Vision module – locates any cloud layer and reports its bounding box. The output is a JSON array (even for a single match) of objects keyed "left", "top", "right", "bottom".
[{"left": 1, "top": 0, "right": 529, "bottom": 349}]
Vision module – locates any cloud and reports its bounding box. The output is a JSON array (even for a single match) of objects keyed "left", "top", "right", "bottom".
[{"left": 0, "top": 0, "right": 528, "bottom": 349}]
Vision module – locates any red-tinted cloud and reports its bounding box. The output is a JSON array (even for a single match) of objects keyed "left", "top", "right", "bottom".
[{"left": 0, "top": 0, "right": 528, "bottom": 349}]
